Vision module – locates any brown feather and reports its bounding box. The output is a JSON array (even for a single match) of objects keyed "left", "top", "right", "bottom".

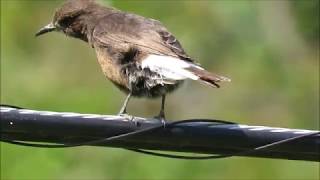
[{"left": 186, "top": 66, "right": 231, "bottom": 88}]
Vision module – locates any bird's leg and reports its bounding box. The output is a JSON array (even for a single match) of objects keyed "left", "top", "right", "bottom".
[
  {"left": 154, "top": 95, "right": 166, "bottom": 126},
  {"left": 118, "top": 93, "right": 137, "bottom": 124},
  {"left": 118, "top": 92, "right": 132, "bottom": 115},
  {"left": 159, "top": 94, "right": 166, "bottom": 119}
]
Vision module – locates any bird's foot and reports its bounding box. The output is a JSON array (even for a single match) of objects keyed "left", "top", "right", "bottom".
[
  {"left": 118, "top": 112, "right": 134, "bottom": 121},
  {"left": 153, "top": 111, "right": 166, "bottom": 128},
  {"left": 117, "top": 113, "right": 139, "bottom": 126}
]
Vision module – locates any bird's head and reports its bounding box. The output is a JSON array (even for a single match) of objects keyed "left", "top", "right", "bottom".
[{"left": 35, "top": 0, "right": 97, "bottom": 40}]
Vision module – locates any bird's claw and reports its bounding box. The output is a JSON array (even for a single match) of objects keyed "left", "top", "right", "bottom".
[
  {"left": 118, "top": 113, "right": 134, "bottom": 120},
  {"left": 154, "top": 113, "right": 166, "bottom": 128},
  {"left": 118, "top": 113, "right": 140, "bottom": 126}
]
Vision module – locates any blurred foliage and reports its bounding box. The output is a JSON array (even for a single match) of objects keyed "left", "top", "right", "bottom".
[{"left": 1, "top": 0, "right": 319, "bottom": 179}]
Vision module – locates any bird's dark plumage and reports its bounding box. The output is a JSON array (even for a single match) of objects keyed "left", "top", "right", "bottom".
[{"left": 36, "top": 0, "right": 230, "bottom": 118}]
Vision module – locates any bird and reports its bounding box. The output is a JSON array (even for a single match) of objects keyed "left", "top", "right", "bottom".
[{"left": 36, "top": 0, "right": 230, "bottom": 121}]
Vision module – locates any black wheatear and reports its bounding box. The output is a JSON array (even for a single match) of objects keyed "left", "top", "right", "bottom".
[{"left": 36, "top": 0, "right": 230, "bottom": 120}]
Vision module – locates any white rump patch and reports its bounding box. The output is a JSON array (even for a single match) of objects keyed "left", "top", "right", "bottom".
[{"left": 141, "top": 55, "right": 201, "bottom": 82}]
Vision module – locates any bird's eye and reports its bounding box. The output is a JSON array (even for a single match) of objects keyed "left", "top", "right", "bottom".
[{"left": 58, "top": 16, "right": 76, "bottom": 28}]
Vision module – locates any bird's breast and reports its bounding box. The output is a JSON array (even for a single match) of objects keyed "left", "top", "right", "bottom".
[{"left": 94, "top": 46, "right": 129, "bottom": 92}]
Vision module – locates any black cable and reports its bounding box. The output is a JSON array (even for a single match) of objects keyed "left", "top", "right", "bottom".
[
  {"left": 1, "top": 118, "right": 235, "bottom": 148},
  {"left": 126, "top": 131, "right": 319, "bottom": 160},
  {"left": 2, "top": 120, "right": 167, "bottom": 148},
  {"left": 2, "top": 109, "right": 318, "bottom": 160},
  {"left": 1, "top": 118, "right": 235, "bottom": 159},
  {"left": 126, "top": 149, "right": 231, "bottom": 159},
  {"left": 0, "top": 104, "right": 24, "bottom": 109}
]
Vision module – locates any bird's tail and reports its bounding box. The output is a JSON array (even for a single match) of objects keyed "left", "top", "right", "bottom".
[
  {"left": 141, "top": 55, "right": 231, "bottom": 87},
  {"left": 186, "top": 66, "right": 231, "bottom": 88}
]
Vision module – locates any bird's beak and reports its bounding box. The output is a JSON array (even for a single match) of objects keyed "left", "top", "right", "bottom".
[{"left": 35, "top": 22, "right": 56, "bottom": 37}]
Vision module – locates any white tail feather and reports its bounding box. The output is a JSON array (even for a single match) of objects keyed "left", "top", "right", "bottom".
[{"left": 141, "top": 55, "right": 201, "bottom": 81}]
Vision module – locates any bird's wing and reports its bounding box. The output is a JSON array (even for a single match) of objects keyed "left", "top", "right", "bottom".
[
  {"left": 156, "top": 29, "right": 194, "bottom": 62},
  {"left": 92, "top": 12, "right": 193, "bottom": 62}
]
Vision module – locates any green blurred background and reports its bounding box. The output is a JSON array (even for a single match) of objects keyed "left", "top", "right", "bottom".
[{"left": 1, "top": 0, "right": 319, "bottom": 179}]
